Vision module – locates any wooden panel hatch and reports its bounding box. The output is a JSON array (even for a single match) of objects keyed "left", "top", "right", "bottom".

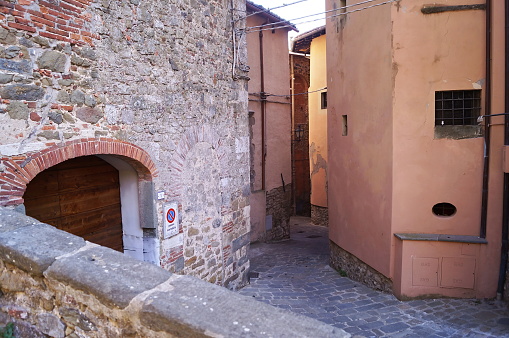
[{"left": 24, "top": 156, "right": 123, "bottom": 252}]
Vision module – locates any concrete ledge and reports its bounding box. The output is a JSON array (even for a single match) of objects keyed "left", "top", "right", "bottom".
[
  {"left": 45, "top": 245, "right": 172, "bottom": 309},
  {"left": 0, "top": 208, "right": 349, "bottom": 337},
  {"left": 140, "top": 275, "right": 345, "bottom": 337},
  {"left": 394, "top": 233, "right": 488, "bottom": 244},
  {"left": 0, "top": 223, "right": 86, "bottom": 276}
]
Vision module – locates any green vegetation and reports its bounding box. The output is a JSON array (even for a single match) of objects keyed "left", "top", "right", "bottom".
[
  {"left": 337, "top": 269, "right": 347, "bottom": 277},
  {"left": 0, "top": 323, "right": 14, "bottom": 338}
]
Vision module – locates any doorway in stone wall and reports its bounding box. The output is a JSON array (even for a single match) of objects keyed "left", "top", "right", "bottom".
[{"left": 24, "top": 155, "right": 124, "bottom": 252}]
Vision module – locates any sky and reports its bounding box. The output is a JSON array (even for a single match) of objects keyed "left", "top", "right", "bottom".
[{"left": 250, "top": 0, "right": 326, "bottom": 39}]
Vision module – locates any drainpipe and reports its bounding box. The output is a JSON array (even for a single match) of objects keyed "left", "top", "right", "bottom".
[
  {"left": 259, "top": 25, "right": 266, "bottom": 191},
  {"left": 290, "top": 53, "right": 296, "bottom": 211},
  {"left": 497, "top": 0, "right": 509, "bottom": 298},
  {"left": 480, "top": 0, "right": 492, "bottom": 239}
]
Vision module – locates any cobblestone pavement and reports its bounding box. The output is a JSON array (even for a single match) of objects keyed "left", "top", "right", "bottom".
[{"left": 238, "top": 216, "right": 509, "bottom": 337}]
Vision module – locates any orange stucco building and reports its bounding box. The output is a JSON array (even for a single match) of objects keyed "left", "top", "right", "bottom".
[
  {"left": 246, "top": 2, "right": 296, "bottom": 242},
  {"left": 326, "top": 0, "right": 508, "bottom": 299},
  {"left": 293, "top": 27, "right": 329, "bottom": 227}
]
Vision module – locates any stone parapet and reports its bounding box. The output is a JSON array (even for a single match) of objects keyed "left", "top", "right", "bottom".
[
  {"left": 0, "top": 208, "right": 348, "bottom": 337},
  {"left": 330, "top": 240, "right": 392, "bottom": 293}
]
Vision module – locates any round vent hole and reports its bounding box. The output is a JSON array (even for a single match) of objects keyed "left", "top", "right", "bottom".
[{"left": 432, "top": 202, "right": 456, "bottom": 217}]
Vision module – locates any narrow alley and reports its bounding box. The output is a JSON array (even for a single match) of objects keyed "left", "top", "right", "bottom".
[{"left": 239, "top": 217, "right": 509, "bottom": 337}]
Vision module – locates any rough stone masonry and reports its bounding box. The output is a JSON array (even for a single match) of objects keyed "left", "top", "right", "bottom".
[{"left": 0, "top": 0, "right": 252, "bottom": 289}]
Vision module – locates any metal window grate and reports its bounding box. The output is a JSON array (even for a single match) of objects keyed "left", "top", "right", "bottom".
[{"left": 435, "top": 90, "right": 481, "bottom": 126}]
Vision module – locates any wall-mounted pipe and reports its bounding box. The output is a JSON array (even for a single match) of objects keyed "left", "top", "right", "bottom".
[
  {"left": 259, "top": 25, "right": 266, "bottom": 191},
  {"left": 290, "top": 53, "right": 296, "bottom": 210},
  {"left": 497, "top": 0, "right": 509, "bottom": 299},
  {"left": 480, "top": 0, "right": 492, "bottom": 239}
]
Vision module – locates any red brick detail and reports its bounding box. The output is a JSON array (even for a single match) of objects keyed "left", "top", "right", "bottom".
[
  {"left": 0, "top": 139, "right": 158, "bottom": 207},
  {"left": 3, "top": 0, "right": 99, "bottom": 46},
  {"left": 7, "top": 22, "right": 36, "bottom": 33}
]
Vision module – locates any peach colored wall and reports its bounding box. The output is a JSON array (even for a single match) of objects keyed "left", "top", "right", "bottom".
[
  {"left": 391, "top": 0, "right": 485, "bottom": 239},
  {"left": 326, "top": 1, "right": 394, "bottom": 277},
  {"left": 247, "top": 15, "right": 292, "bottom": 240},
  {"left": 247, "top": 15, "right": 292, "bottom": 192},
  {"left": 391, "top": 0, "right": 503, "bottom": 299},
  {"left": 327, "top": 0, "right": 505, "bottom": 299},
  {"left": 309, "top": 34, "right": 328, "bottom": 208}
]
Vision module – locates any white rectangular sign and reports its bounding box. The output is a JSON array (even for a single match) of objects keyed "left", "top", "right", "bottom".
[{"left": 163, "top": 202, "right": 179, "bottom": 239}]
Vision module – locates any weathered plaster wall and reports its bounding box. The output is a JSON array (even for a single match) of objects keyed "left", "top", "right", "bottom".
[
  {"left": 390, "top": 0, "right": 501, "bottom": 299},
  {"left": 0, "top": 0, "right": 251, "bottom": 290},
  {"left": 326, "top": 0, "right": 394, "bottom": 277},
  {"left": 247, "top": 14, "right": 292, "bottom": 242},
  {"left": 327, "top": 0, "right": 504, "bottom": 299},
  {"left": 308, "top": 34, "right": 328, "bottom": 214}
]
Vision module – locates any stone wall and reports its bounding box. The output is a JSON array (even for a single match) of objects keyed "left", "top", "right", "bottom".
[
  {"left": 330, "top": 240, "right": 392, "bottom": 293},
  {"left": 265, "top": 183, "right": 292, "bottom": 242},
  {"left": 0, "top": 0, "right": 251, "bottom": 289},
  {"left": 312, "top": 204, "right": 328, "bottom": 227},
  {"left": 0, "top": 209, "right": 348, "bottom": 337}
]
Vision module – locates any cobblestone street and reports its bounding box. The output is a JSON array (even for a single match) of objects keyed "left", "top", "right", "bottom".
[{"left": 238, "top": 217, "right": 509, "bottom": 337}]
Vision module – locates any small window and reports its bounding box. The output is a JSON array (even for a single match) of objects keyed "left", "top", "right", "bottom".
[
  {"left": 432, "top": 202, "right": 457, "bottom": 217},
  {"left": 321, "top": 91, "right": 327, "bottom": 109},
  {"left": 340, "top": 0, "right": 347, "bottom": 14},
  {"left": 435, "top": 90, "right": 481, "bottom": 126}
]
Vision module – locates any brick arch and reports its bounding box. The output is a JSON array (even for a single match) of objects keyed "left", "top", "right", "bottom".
[{"left": 0, "top": 138, "right": 158, "bottom": 207}]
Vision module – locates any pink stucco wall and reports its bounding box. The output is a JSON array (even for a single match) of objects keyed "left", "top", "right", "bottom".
[
  {"left": 247, "top": 14, "right": 292, "bottom": 241},
  {"left": 326, "top": 0, "right": 394, "bottom": 277},
  {"left": 327, "top": 0, "right": 504, "bottom": 298}
]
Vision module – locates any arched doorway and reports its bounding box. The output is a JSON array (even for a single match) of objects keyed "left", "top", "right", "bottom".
[{"left": 23, "top": 155, "right": 124, "bottom": 252}]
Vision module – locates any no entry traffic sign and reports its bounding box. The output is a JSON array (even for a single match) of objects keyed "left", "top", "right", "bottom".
[{"left": 163, "top": 203, "right": 179, "bottom": 239}]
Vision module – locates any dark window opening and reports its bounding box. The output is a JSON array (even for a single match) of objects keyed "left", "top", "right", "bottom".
[
  {"left": 432, "top": 202, "right": 457, "bottom": 217},
  {"left": 321, "top": 91, "right": 327, "bottom": 109},
  {"left": 435, "top": 90, "right": 481, "bottom": 126},
  {"left": 340, "top": 0, "right": 347, "bottom": 14}
]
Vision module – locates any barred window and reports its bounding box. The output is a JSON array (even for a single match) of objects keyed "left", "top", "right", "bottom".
[{"left": 435, "top": 90, "right": 481, "bottom": 126}]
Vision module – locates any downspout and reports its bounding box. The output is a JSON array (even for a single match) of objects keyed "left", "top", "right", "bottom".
[
  {"left": 259, "top": 25, "right": 266, "bottom": 191},
  {"left": 290, "top": 53, "right": 296, "bottom": 211},
  {"left": 497, "top": 0, "right": 509, "bottom": 298},
  {"left": 480, "top": 0, "right": 492, "bottom": 239}
]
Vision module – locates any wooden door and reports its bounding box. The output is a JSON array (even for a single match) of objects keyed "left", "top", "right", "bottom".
[{"left": 24, "top": 156, "right": 123, "bottom": 252}]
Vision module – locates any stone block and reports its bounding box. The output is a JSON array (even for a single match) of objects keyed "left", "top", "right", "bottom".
[
  {"left": 0, "top": 208, "right": 43, "bottom": 233},
  {"left": 59, "top": 308, "right": 96, "bottom": 331},
  {"left": 45, "top": 246, "right": 172, "bottom": 309},
  {"left": 231, "top": 232, "right": 249, "bottom": 252},
  {"left": 37, "top": 51, "right": 66, "bottom": 72},
  {"left": 0, "top": 59, "right": 32, "bottom": 74},
  {"left": 7, "top": 101, "right": 29, "bottom": 120},
  {"left": 36, "top": 313, "right": 65, "bottom": 338},
  {"left": 0, "top": 84, "right": 44, "bottom": 101},
  {"left": 0, "top": 223, "right": 86, "bottom": 276},
  {"left": 76, "top": 107, "right": 103, "bottom": 124},
  {"left": 0, "top": 73, "right": 13, "bottom": 84},
  {"left": 0, "top": 27, "right": 16, "bottom": 44},
  {"left": 139, "top": 275, "right": 347, "bottom": 337},
  {"left": 48, "top": 111, "right": 63, "bottom": 124}
]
